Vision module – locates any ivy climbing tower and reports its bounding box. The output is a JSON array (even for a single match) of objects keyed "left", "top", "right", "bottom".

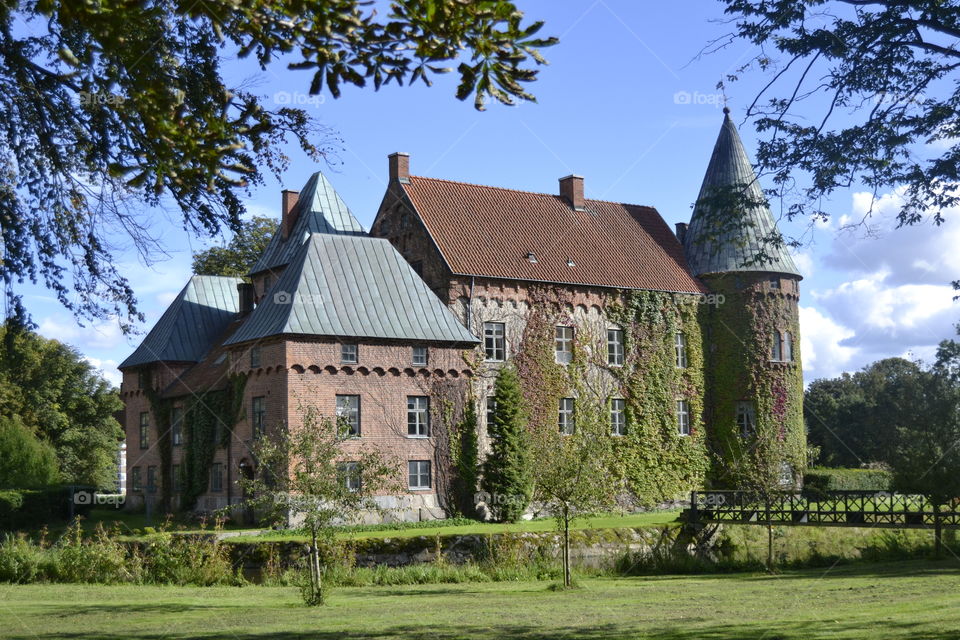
[{"left": 682, "top": 107, "right": 806, "bottom": 487}]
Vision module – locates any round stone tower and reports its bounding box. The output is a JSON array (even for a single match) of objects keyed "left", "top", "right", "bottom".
[{"left": 682, "top": 108, "right": 805, "bottom": 488}]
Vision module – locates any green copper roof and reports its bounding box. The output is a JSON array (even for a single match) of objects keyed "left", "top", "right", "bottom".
[
  {"left": 250, "top": 171, "right": 366, "bottom": 276},
  {"left": 119, "top": 275, "right": 242, "bottom": 368},
  {"left": 225, "top": 234, "right": 479, "bottom": 346},
  {"left": 683, "top": 110, "right": 802, "bottom": 278}
]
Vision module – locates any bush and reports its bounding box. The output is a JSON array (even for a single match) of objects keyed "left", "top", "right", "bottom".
[{"left": 803, "top": 467, "right": 892, "bottom": 495}]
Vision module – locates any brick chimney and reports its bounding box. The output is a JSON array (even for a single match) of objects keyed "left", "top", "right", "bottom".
[
  {"left": 237, "top": 282, "right": 254, "bottom": 316},
  {"left": 389, "top": 152, "right": 410, "bottom": 183},
  {"left": 280, "top": 189, "right": 300, "bottom": 240},
  {"left": 559, "top": 175, "right": 585, "bottom": 211}
]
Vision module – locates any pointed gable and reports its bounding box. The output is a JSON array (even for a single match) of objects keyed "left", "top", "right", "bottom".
[
  {"left": 225, "top": 234, "right": 479, "bottom": 346},
  {"left": 119, "top": 275, "right": 242, "bottom": 369},
  {"left": 250, "top": 171, "right": 366, "bottom": 276},
  {"left": 683, "top": 109, "right": 802, "bottom": 278}
]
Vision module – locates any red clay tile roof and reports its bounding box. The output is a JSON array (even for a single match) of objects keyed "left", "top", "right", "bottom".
[{"left": 401, "top": 176, "right": 707, "bottom": 293}]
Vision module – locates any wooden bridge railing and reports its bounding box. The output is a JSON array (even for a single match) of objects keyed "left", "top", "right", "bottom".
[{"left": 688, "top": 490, "right": 960, "bottom": 529}]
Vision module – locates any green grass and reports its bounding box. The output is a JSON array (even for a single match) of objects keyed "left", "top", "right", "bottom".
[
  {"left": 239, "top": 511, "right": 682, "bottom": 542},
  {"left": 2, "top": 559, "right": 959, "bottom": 638}
]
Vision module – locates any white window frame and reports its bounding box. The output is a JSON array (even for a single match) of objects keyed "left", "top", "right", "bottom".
[
  {"left": 341, "top": 343, "right": 359, "bottom": 364},
  {"left": 676, "top": 400, "right": 690, "bottom": 436},
  {"left": 675, "top": 332, "right": 688, "bottom": 369},
  {"left": 407, "top": 396, "right": 430, "bottom": 437},
  {"left": 338, "top": 461, "right": 361, "bottom": 492},
  {"left": 736, "top": 402, "right": 756, "bottom": 438},
  {"left": 610, "top": 398, "right": 626, "bottom": 436},
  {"left": 771, "top": 330, "right": 782, "bottom": 361},
  {"left": 486, "top": 396, "right": 497, "bottom": 436},
  {"left": 555, "top": 326, "right": 574, "bottom": 365},
  {"left": 408, "top": 460, "right": 432, "bottom": 490},
  {"left": 559, "top": 397, "right": 576, "bottom": 435},
  {"left": 484, "top": 322, "right": 506, "bottom": 361},
  {"left": 412, "top": 345, "right": 428, "bottom": 366},
  {"left": 783, "top": 331, "right": 793, "bottom": 362},
  {"left": 336, "top": 394, "right": 361, "bottom": 437},
  {"left": 607, "top": 329, "right": 624, "bottom": 366}
]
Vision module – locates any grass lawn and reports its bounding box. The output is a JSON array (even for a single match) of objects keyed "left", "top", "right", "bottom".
[{"left": 2, "top": 559, "right": 959, "bottom": 639}]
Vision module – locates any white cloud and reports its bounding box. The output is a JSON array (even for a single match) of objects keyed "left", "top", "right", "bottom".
[
  {"left": 791, "top": 250, "right": 814, "bottom": 278},
  {"left": 37, "top": 315, "right": 128, "bottom": 351},
  {"left": 83, "top": 357, "right": 122, "bottom": 388},
  {"left": 799, "top": 306, "right": 858, "bottom": 382}
]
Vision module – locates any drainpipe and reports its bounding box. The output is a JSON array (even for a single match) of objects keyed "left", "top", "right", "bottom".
[{"left": 466, "top": 276, "right": 476, "bottom": 332}]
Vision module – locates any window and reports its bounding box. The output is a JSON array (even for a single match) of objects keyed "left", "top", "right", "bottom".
[
  {"left": 783, "top": 332, "right": 794, "bottom": 363},
  {"left": 263, "top": 274, "right": 272, "bottom": 294},
  {"left": 771, "top": 330, "right": 783, "bottom": 361},
  {"left": 252, "top": 396, "right": 267, "bottom": 438},
  {"left": 146, "top": 466, "right": 157, "bottom": 493},
  {"left": 559, "top": 398, "right": 576, "bottom": 435},
  {"left": 769, "top": 276, "right": 781, "bottom": 290},
  {"left": 676, "top": 400, "right": 690, "bottom": 436},
  {"left": 171, "top": 407, "right": 183, "bottom": 446},
  {"left": 407, "top": 396, "right": 430, "bottom": 437},
  {"left": 139, "top": 412, "right": 149, "bottom": 449},
  {"left": 736, "top": 402, "right": 756, "bottom": 437},
  {"left": 610, "top": 398, "right": 626, "bottom": 436},
  {"left": 412, "top": 346, "right": 428, "bottom": 366},
  {"left": 607, "top": 329, "right": 624, "bottom": 366},
  {"left": 250, "top": 345, "right": 261, "bottom": 368},
  {"left": 131, "top": 467, "right": 142, "bottom": 492},
  {"left": 338, "top": 462, "right": 361, "bottom": 492},
  {"left": 675, "top": 332, "right": 688, "bottom": 368},
  {"left": 555, "top": 326, "right": 574, "bottom": 364},
  {"left": 211, "top": 463, "right": 223, "bottom": 492},
  {"left": 486, "top": 396, "right": 497, "bottom": 435},
  {"left": 408, "top": 460, "right": 431, "bottom": 490},
  {"left": 137, "top": 369, "right": 147, "bottom": 390},
  {"left": 171, "top": 464, "right": 181, "bottom": 493},
  {"left": 484, "top": 322, "right": 506, "bottom": 361},
  {"left": 341, "top": 344, "right": 358, "bottom": 364},
  {"left": 336, "top": 395, "right": 361, "bottom": 437},
  {"left": 410, "top": 260, "right": 424, "bottom": 277}
]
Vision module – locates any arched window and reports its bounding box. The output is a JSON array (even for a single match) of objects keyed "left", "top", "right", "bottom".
[
  {"left": 771, "top": 330, "right": 782, "bottom": 361},
  {"left": 783, "top": 332, "right": 793, "bottom": 362}
]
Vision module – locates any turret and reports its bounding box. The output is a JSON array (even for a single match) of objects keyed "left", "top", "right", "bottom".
[{"left": 685, "top": 108, "right": 805, "bottom": 488}]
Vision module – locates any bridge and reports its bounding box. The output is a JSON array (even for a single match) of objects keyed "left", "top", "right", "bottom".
[{"left": 686, "top": 490, "right": 960, "bottom": 530}]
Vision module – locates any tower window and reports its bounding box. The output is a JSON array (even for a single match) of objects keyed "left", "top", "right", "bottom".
[
  {"left": 771, "top": 330, "right": 783, "bottom": 361},
  {"left": 783, "top": 332, "right": 794, "bottom": 362},
  {"left": 769, "top": 276, "right": 780, "bottom": 290},
  {"left": 736, "top": 402, "right": 756, "bottom": 437},
  {"left": 555, "top": 326, "right": 574, "bottom": 364}
]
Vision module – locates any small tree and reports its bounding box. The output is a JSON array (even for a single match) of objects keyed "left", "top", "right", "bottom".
[
  {"left": 238, "top": 406, "right": 397, "bottom": 605},
  {"left": 453, "top": 397, "right": 481, "bottom": 517},
  {"left": 530, "top": 400, "right": 621, "bottom": 588},
  {"left": 481, "top": 365, "right": 532, "bottom": 522},
  {"left": 192, "top": 217, "right": 276, "bottom": 277},
  {"left": 887, "top": 369, "right": 960, "bottom": 557}
]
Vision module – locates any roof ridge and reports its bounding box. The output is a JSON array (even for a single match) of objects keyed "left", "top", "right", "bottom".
[{"left": 407, "top": 175, "right": 657, "bottom": 211}]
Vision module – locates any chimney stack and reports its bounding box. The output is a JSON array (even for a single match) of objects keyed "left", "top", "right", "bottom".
[
  {"left": 237, "top": 282, "right": 254, "bottom": 316},
  {"left": 559, "top": 175, "right": 585, "bottom": 211},
  {"left": 281, "top": 189, "right": 300, "bottom": 240},
  {"left": 388, "top": 152, "right": 410, "bottom": 183},
  {"left": 675, "top": 222, "right": 688, "bottom": 244}
]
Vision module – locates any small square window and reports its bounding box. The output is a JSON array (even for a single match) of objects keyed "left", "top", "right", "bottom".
[
  {"left": 250, "top": 346, "right": 261, "bottom": 368},
  {"left": 336, "top": 395, "right": 361, "bottom": 437},
  {"left": 338, "top": 462, "right": 361, "bottom": 492},
  {"left": 607, "top": 329, "right": 624, "bottom": 366},
  {"left": 559, "top": 398, "right": 576, "bottom": 435},
  {"left": 484, "top": 323, "right": 506, "bottom": 361},
  {"left": 555, "top": 326, "right": 574, "bottom": 365},
  {"left": 610, "top": 398, "right": 626, "bottom": 436},
  {"left": 676, "top": 400, "right": 690, "bottom": 436},
  {"left": 341, "top": 344, "right": 358, "bottom": 364},
  {"left": 412, "top": 346, "right": 428, "bottom": 366},
  {"left": 769, "top": 276, "right": 781, "bottom": 290},
  {"left": 407, "top": 396, "right": 430, "bottom": 437},
  {"left": 408, "top": 460, "right": 431, "bottom": 490}
]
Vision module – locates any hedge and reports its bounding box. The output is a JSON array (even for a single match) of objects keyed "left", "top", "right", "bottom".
[
  {"left": 803, "top": 468, "right": 892, "bottom": 495},
  {"left": 0, "top": 486, "right": 94, "bottom": 532}
]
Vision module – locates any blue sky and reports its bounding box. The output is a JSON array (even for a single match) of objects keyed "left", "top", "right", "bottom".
[{"left": 25, "top": 1, "right": 960, "bottom": 387}]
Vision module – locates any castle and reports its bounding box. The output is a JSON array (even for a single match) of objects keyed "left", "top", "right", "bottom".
[{"left": 119, "top": 110, "right": 804, "bottom": 519}]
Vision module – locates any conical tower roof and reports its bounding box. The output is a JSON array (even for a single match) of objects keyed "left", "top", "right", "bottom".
[{"left": 683, "top": 109, "right": 801, "bottom": 278}]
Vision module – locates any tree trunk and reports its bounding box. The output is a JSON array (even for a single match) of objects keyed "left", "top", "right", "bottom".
[
  {"left": 563, "top": 505, "right": 571, "bottom": 588},
  {"left": 310, "top": 526, "right": 323, "bottom": 604}
]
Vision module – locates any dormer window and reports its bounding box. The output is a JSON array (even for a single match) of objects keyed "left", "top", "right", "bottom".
[{"left": 526, "top": 252, "right": 537, "bottom": 263}]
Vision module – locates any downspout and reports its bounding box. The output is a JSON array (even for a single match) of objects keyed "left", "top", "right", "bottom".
[{"left": 466, "top": 276, "right": 476, "bottom": 332}]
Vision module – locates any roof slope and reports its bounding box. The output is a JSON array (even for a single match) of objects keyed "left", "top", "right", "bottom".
[
  {"left": 683, "top": 110, "right": 801, "bottom": 278},
  {"left": 119, "top": 275, "right": 242, "bottom": 369},
  {"left": 250, "top": 171, "right": 366, "bottom": 275},
  {"left": 400, "top": 177, "right": 706, "bottom": 293},
  {"left": 225, "top": 234, "right": 479, "bottom": 346}
]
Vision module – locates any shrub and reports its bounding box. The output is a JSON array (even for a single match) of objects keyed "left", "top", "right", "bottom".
[
  {"left": 0, "top": 533, "right": 53, "bottom": 583},
  {"left": 803, "top": 467, "right": 892, "bottom": 495}
]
